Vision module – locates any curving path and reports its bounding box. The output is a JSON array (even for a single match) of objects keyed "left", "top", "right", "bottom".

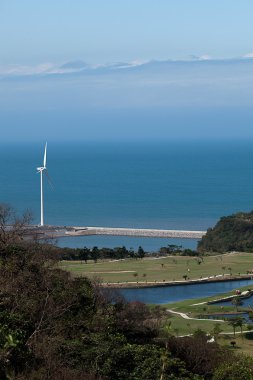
[{"left": 167, "top": 309, "right": 225, "bottom": 322}]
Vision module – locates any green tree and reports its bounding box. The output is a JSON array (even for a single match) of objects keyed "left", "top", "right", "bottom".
[
  {"left": 198, "top": 210, "right": 253, "bottom": 253},
  {"left": 213, "top": 354, "right": 253, "bottom": 380},
  {"left": 193, "top": 329, "right": 207, "bottom": 340},
  {"left": 236, "top": 316, "right": 244, "bottom": 337},
  {"left": 228, "top": 317, "right": 244, "bottom": 337},
  {"left": 137, "top": 246, "right": 145, "bottom": 259},
  {"left": 80, "top": 246, "right": 90, "bottom": 263},
  {"left": 212, "top": 323, "right": 223, "bottom": 340},
  {"left": 231, "top": 297, "right": 242, "bottom": 311},
  {"left": 91, "top": 246, "right": 99, "bottom": 263}
]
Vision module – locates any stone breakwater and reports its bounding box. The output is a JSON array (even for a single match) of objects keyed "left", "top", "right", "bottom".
[
  {"left": 26, "top": 226, "right": 206, "bottom": 239},
  {"left": 65, "top": 227, "right": 206, "bottom": 239}
]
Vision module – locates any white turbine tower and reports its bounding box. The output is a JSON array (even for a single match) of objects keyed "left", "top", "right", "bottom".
[{"left": 37, "top": 142, "right": 47, "bottom": 226}]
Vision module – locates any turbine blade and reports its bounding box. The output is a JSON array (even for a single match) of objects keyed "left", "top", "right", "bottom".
[
  {"left": 43, "top": 142, "right": 47, "bottom": 168},
  {"left": 45, "top": 170, "right": 54, "bottom": 189}
]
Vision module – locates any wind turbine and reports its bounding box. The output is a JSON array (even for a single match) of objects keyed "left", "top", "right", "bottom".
[{"left": 36, "top": 142, "right": 48, "bottom": 226}]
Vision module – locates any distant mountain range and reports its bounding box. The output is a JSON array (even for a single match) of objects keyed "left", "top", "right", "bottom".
[{"left": 1, "top": 56, "right": 253, "bottom": 78}]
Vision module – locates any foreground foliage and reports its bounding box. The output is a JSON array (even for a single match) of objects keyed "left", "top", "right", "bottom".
[
  {"left": 1, "top": 205, "right": 253, "bottom": 379},
  {"left": 0, "top": 240, "right": 202, "bottom": 379},
  {"left": 213, "top": 354, "right": 253, "bottom": 380}
]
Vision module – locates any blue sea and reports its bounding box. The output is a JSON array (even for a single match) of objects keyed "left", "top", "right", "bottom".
[{"left": 0, "top": 140, "right": 253, "bottom": 251}]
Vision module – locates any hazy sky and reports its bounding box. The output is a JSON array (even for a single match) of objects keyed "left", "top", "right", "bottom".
[
  {"left": 1, "top": 1, "right": 253, "bottom": 64},
  {"left": 1, "top": 1, "right": 253, "bottom": 142}
]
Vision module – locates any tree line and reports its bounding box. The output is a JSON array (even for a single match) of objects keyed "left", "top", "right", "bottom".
[
  {"left": 59, "top": 245, "right": 146, "bottom": 262},
  {"left": 57, "top": 244, "right": 199, "bottom": 262}
]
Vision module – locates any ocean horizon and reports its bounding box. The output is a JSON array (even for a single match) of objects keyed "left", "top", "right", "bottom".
[{"left": 0, "top": 139, "right": 253, "bottom": 250}]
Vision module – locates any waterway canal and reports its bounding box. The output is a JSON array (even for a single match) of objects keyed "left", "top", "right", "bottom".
[
  {"left": 119, "top": 279, "right": 253, "bottom": 304},
  {"left": 216, "top": 294, "right": 253, "bottom": 308}
]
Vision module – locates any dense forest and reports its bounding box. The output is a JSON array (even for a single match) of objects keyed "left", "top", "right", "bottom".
[
  {"left": 1, "top": 204, "right": 253, "bottom": 379},
  {"left": 198, "top": 211, "right": 253, "bottom": 253}
]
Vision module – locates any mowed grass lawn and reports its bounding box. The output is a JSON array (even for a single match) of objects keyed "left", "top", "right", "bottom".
[{"left": 60, "top": 252, "right": 253, "bottom": 283}]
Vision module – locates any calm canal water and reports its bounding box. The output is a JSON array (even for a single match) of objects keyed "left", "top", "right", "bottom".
[
  {"left": 207, "top": 313, "right": 251, "bottom": 323},
  {"left": 118, "top": 279, "right": 253, "bottom": 304},
  {"left": 217, "top": 294, "right": 253, "bottom": 308}
]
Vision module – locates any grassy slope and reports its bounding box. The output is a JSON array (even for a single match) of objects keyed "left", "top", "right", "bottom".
[{"left": 60, "top": 252, "right": 253, "bottom": 283}]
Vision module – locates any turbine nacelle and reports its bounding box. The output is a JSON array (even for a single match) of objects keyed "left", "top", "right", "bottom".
[{"left": 36, "top": 166, "right": 46, "bottom": 172}]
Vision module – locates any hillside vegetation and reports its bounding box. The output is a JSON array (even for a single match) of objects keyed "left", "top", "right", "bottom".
[
  {"left": 198, "top": 211, "right": 253, "bottom": 253},
  {"left": 2, "top": 204, "right": 253, "bottom": 379}
]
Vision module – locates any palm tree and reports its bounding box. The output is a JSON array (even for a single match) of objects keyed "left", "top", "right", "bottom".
[
  {"left": 236, "top": 316, "right": 244, "bottom": 338},
  {"left": 228, "top": 319, "right": 237, "bottom": 337},
  {"left": 212, "top": 323, "right": 223, "bottom": 340},
  {"left": 228, "top": 317, "right": 244, "bottom": 337},
  {"left": 164, "top": 320, "right": 172, "bottom": 337},
  {"left": 160, "top": 350, "right": 168, "bottom": 380},
  {"left": 231, "top": 297, "right": 242, "bottom": 311}
]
